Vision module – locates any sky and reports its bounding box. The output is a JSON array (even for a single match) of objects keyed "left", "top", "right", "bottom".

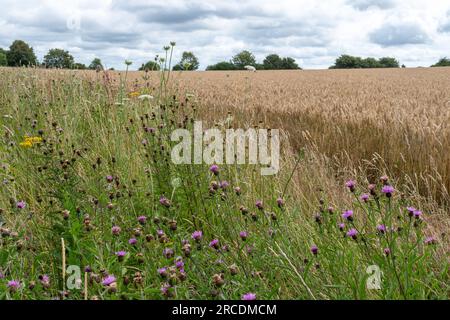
[{"left": 1, "top": 0, "right": 450, "bottom": 70}]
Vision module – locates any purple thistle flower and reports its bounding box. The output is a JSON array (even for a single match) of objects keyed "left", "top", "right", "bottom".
[
  {"left": 381, "top": 185, "right": 394, "bottom": 197},
  {"left": 111, "top": 226, "right": 121, "bottom": 235},
  {"left": 242, "top": 292, "right": 256, "bottom": 300},
  {"left": 255, "top": 200, "right": 263, "bottom": 210},
  {"left": 159, "top": 196, "right": 171, "bottom": 208},
  {"left": 157, "top": 267, "right": 168, "bottom": 277},
  {"left": 239, "top": 231, "right": 248, "bottom": 241},
  {"left": 16, "top": 201, "right": 26, "bottom": 209},
  {"left": 338, "top": 223, "right": 345, "bottom": 231},
  {"left": 128, "top": 238, "right": 137, "bottom": 245},
  {"left": 424, "top": 236, "right": 437, "bottom": 245},
  {"left": 310, "top": 245, "right": 318, "bottom": 255},
  {"left": 7, "top": 280, "right": 21, "bottom": 291},
  {"left": 106, "top": 175, "right": 114, "bottom": 183},
  {"left": 413, "top": 210, "right": 422, "bottom": 219},
  {"left": 346, "top": 228, "right": 358, "bottom": 240},
  {"left": 163, "top": 248, "right": 174, "bottom": 258},
  {"left": 209, "top": 239, "right": 219, "bottom": 249},
  {"left": 406, "top": 207, "right": 416, "bottom": 217},
  {"left": 102, "top": 275, "right": 116, "bottom": 286},
  {"left": 137, "top": 216, "right": 147, "bottom": 225},
  {"left": 209, "top": 164, "right": 219, "bottom": 175},
  {"left": 360, "top": 194, "right": 370, "bottom": 202},
  {"left": 377, "top": 224, "right": 387, "bottom": 234},
  {"left": 342, "top": 210, "right": 353, "bottom": 221},
  {"left": 175, "top": 259, "right": 184, "bottom": 269},
  {"left": 191, "top": 230, "right": 203, "bottom": 241},
  {"left": 345, "top": 180, "right": 356, "bottom": 192},
  {"left": 276, "top": 197, "right": 284, "bottom": 208},
  {"left": 220, "top": 181, "right": 229, "bottom": 189},
  {"left": 115, "top": 251, "right": 127, "bottom": 257},
  {"left": 384, "top": 248, "right": 391, "bottom": 256}
]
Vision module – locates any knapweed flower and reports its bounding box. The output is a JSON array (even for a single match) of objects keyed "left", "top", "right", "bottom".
[
  {"left": 255, "top": 200, "right": 263, "bottom": 210},
  {"left": 381, "top": 185, "right": 394, "bottom": 198},
  {"left": 384, "top": 248, "right": 391, "bottom": 256},
  {"left": 7, "top": 280, "right": 21, "bottom": 292},
  {"left": 106, "top": 175, "right": 114, "bottom": 183},
  {"left": 209, "top": 164, "right": 219, "bottom": 175},
  {"left": 380, "top": 175, "right": 389, "bottom": 185},
  {"left": 16, "top": 201, "right": 26, "bottom": 209},
  {"left": 239, "top": 231, "right": 248, "bottom": 241},
  {"left": 111, "top": 226, "right": 121, "bottom": 235},
  {"left": 115, "top": 251, "right": 127, "bottom": 261},
  {"left": 137, "top": 216, "right": 147, "bottom": 225},
  {"left": 406, "top": 207, "right": 416, "bottom": 217},
  {"left": 338, "top": 223, "right": 345, "bottom": 231},
  {"left": 175, "top": 259, "right": 184, "bottom": 269},
  {"left": 368, "top": 184, "right": 377, "bottom": 196},
  {"left": 360, "top": 194, "right": 370, "bottom": 202},
  {"left": 102, "top": 275, "right": 116, "bottom": 286},
  {"left": 163, "top": 248, "right": 174, "bottom": 259},
  {"left": 413, "top": 210, "right": 422, "bottom": 219},
  {"left": 39, "top": 275, "right": 50, "bottom": 288},
  {"left": 276, "top": 197, "right": 284, "bottom": 208},
  {"left": 342, "top": 210, "right": 353, "bottom": 221},
  {"left": 346, "top": 228, "right": 358, "bottom": 240},
  {"left": 234, "top": 187, "right": 241, "bottom": 195},
  {"left": 128, "top": 238, "right": 137, "bottom": 245},
  {"left": 220, "top": 181, "right": 229, "bottom": 189},
  {"left": 159, "top": 196, "right": 171, "bottom": 208},
  {"left": 424, "top": 236, "right": 437, "bottom": 245},
  {"left": 310, "top": 245, "right": 318, "bottom": 255},
  {"left": 328, "top": 206, "right": 334, "bottom": 214},
  {"left": 157, "top": 267, "right": 168, "bottom": 278},
  {"left": 345, "top": 180, "right": 356, "bottom": 192},
  {"left": 242, "top": 292, "right": 256, "bottom": 300},
  {"left": 191, "top": 230, "right": 203, "bottom": 241},
  {"left": 377, "top": 224, "right": 387, "bottom": 234},
  {"left": 209, "top": 239, "right": 219, "bottom": 250}
]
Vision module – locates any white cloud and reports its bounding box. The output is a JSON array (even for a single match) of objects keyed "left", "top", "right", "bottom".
[{"left": 0, "top": 0, "right": 449, "bottom": 69}]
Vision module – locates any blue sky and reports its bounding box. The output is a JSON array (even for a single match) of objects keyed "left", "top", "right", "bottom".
[{"left": 1, "top": 0, "right": 450, "bottom": 69}]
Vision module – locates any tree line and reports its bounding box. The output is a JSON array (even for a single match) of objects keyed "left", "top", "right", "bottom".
[{"left": 1, "top": 39, "right": 449, "bottom": 70}]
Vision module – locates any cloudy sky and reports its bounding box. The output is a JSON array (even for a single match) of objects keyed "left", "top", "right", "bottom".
[{"left": 1, "top": 0, "right": 450, "bottom": 70}]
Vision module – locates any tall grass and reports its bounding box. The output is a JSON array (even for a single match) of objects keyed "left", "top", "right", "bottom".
[{"left": 0, "top": 62, "right": 448, "bottom": 300}]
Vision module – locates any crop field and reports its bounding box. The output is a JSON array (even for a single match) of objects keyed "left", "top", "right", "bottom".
[{"left": 0, "top": 66, "right": 448, "bottom": 300}]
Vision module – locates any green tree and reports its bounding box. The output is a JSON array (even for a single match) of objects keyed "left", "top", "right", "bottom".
[
  {"left": 139, "top": 61, "right": 160, "bottom": 71},
  {"left": 173, "top": 51, "right": 199, "bottom": 71},
  {"left": 232, "top": 50, "right": 256, "bottom": 69},
  {"left": 89, "top": 58, "right": 103, "bottom": 70},
  {"left": 6, "top": 40, "right": 37, "bottom": 67},
  {"left": 263, "top": 54, "right": 283, "bottom": 69},
  {"left": 0, "top": 51, "right": 7, "bottom": 66},
  {"left": 206, "top": 61, "right": 237, "bottom": 71},
  {"left": 43, "top": 48, "right": 75, "bottom": 69},
  {"left": 280, "top": 57, "right": 300, "bottom": 69},
  {"left": 379, "top": 57, "right": 399, "bottom": 68},
  {"left": 431, "top": 58, "right": 450, "bottom": 67},
  {"left": 73, "top": 63, "right": 87, "bottom": 70}
]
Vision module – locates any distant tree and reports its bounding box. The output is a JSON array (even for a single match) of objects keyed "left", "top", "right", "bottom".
[
  {"left": 139, "top": 61, "right": 160, "bottom": 71},
  {"left": 206, "top": 61, "right": 237, "bottom": 71},
  {"left": 330, "top": 55, "right": 399, "bottom": 69},
  {"left": 89, "top": 58, "right": 103, "bottom": 70},
  {"left": 431, "top": 57, "right": 450, "bottom": 67},
  {"left": 73, "top": 62, "right": 87, "bottom": 70},
  {"left": 378, "top": 57, "right": 399, "bottom": 68},
  {"left": 401, "top": 64, "right": 406, "bottom": 68},
  {"left": 232, "top": 50, "right": 256, "bottom": 69},
  {"left": 0, "top": 51, "right": 7, "bottom": 66},
  {"left": 6, "top": 40, "right": 37, "bottom": 67},
  {"left": 263, "top": 54, "right": 283, "bottom": 69},
  {"left": 173, "top": 51, "right": 199, "bottom": 71},
  {"left": 43, "top": 48, "right": 74, "bottom": 69},
  {"left": 280, "top": 57, "right": 301, "bottom": 69}
]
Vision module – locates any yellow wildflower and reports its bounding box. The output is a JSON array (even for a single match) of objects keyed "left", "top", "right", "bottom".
[
  {"left": 24, "top": 136, "right": 43, "bottom": 144},
  {"left": 19, "top": 140, "right": 33, "bottom": 148},
  {"left": 128, "top": 91, "right": 140, "bottom": 98}
]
